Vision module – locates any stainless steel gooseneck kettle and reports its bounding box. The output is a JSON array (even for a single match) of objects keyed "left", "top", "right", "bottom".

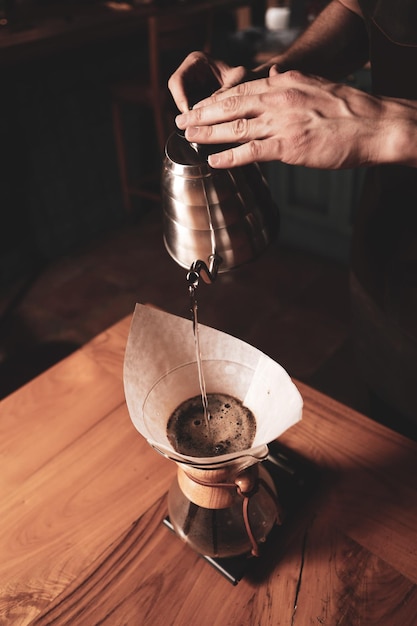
[{"left": 161, "top": 132, "right": 279, "bottom": 286}]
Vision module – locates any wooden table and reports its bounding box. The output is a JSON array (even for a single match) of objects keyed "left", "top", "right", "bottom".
[{"left": 1, "top": 314, "right": 416, "bottom": 625}]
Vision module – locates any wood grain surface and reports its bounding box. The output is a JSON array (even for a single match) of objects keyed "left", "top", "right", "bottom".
[{"left": 1, "top": 315, "right": 416, "bottom": 625}]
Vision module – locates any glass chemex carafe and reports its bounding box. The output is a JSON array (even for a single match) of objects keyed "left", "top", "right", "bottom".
[{"left": 124, "top": 304, "right": 303, "bottom": 559}]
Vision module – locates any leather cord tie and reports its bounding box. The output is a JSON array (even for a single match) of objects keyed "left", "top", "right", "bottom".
[{"left": 185, "top": 469, "right": 282, "bottom": 558}]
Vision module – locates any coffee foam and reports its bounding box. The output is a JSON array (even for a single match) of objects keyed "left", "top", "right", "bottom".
[{"left": 167, "top": 393, "right": 256, "bottom": 457}]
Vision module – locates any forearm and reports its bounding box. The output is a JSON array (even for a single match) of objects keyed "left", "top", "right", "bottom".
[{"left": 256, "top": 0, "right": 369, "bottom": 80}]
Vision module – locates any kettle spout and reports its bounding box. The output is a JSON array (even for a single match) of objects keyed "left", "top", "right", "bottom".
[{"left": 187, "top": 254, "right": 222, "bottom": 288}]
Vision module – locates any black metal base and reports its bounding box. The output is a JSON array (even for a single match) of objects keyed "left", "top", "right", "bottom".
[{"left": 163, "top": 516, "right": 248, "bottom": 585}]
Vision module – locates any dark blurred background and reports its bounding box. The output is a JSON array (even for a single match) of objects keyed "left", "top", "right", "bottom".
[{"left": 1, "top": 0, "right": 384, "bottom": 437}]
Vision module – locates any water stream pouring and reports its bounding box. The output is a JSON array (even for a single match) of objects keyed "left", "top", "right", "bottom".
[
  {"left": 162, "top": 132, "right": 279, "bottom": 286},
  {"left": 124, "top": 305, "right": 303, "bottom": 559}
]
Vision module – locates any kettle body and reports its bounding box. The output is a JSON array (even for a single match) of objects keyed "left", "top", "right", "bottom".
[{"left": 162, "top": 132, "right": 279, "bottom": 274}]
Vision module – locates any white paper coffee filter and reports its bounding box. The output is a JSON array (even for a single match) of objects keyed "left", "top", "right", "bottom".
[{"left": 124, "top": 303, "right": 302, "bottom": 457}]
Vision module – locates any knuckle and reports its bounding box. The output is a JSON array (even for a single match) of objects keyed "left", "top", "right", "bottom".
[
  {"left": 248, "top": 140, "right": 264, "bottom": 161},
  {"left": 189, "top": 50, "right": 206, "bottom": 64},
  {"left": 225, "top": 149, "right": 237, "bottom": 166},
  {"left": 283, "top": 88, "right": 304, "bottom": 105},
  {"left": 234, "top": 82, "right": 250, "bottom": 96},
  {"left": 284, "top": 69, "right": 303, "bottom": 82},
  {"left": 269, "top": 87, "right": 304, "bottom": 110},
  {"left": 191, "top": 106, "right": 204, "bottom": 123},
  {"left": 232, "top": 118, "right": 249, "bottom": 138},
  {"left": 221, "top": 95, "right": 240, "bottom": 114}
]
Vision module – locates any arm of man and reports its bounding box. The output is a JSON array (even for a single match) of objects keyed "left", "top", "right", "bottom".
[
  {"left": 174, "top": 1, "right": 417, "bottom": 170},
  {"left": 256, "top": 0, "right": 368, "bottom": 80}
]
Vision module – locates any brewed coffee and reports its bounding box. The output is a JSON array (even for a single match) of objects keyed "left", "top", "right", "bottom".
[{"left": 167, "top": 393, "right": 256, "bottom": 457}]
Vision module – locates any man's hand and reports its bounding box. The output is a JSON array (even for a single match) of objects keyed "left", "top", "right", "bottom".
[
  {"left": 175, "top": 70, "right": 417, "bottom": 170},
  {"left": 168, "top": 51, "right": 260, "bottom": 113}
]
